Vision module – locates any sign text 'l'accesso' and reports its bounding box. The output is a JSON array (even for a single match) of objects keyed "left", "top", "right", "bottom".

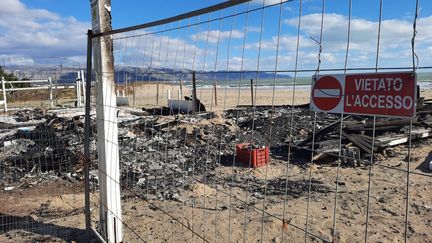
[{"left": 310, "top": 72, "right": 416, "bottom": 118}]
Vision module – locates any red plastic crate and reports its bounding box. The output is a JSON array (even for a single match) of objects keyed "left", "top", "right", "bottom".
[{"left": 236, "top": 143, "right": 270, "bottom": 168}]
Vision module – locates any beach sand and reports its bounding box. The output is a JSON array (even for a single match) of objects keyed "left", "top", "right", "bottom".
[{"left": 124, "top": 82, "right": 432, "bottom": 112}]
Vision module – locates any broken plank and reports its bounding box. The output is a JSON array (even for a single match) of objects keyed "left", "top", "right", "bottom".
[
  {"left": 153, "top": 120, "right": 178, "bottom": 130},
  {"left": 342, "top": 132, "right": 373, "bottom": 154},
  {"left": 375, "top": 128, "right": 432, "bottom": 148},
  {"left": 297, "top": 115, "right": 352, "bottom": 147}
]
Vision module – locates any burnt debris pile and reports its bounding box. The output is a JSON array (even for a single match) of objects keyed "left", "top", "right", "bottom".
[
  {"left": 0, "top": 109, "right": 84, "bottom": 186},
  {"left": 227, "top": 102, "right": 432, "bottom": 166},
  {"left": 117, "top": 112, "right": 235, "bottom": 200},
  {"left": 1, "top": 101, "right": 431, "bottom": 199}
]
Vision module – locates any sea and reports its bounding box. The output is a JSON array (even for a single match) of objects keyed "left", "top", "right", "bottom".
[{"left": 185, "top": 72, "right": 432, "bottom": 90}]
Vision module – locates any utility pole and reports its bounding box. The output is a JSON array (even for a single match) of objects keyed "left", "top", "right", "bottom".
[{"left": 90, "top": 0, "right": 123, "bottom": 242}]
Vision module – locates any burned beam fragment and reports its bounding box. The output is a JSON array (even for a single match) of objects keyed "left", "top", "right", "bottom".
[
  {"left": 297, "top": 115, "right": 351, "bottom": 147},
  {"left": 341, "top": 132, "right": 374, "bottom": 154}
]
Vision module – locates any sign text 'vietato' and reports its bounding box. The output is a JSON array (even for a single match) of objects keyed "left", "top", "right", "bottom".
[{"left": 310, "top": 72, "right": 416, "bottom": 118}]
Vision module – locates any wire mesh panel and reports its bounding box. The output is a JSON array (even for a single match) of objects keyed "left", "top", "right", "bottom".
[
  {"left": 0, "top": 61, "right": 88, "bottom": 241},
  {"left": 88, "top": 0, "right": 432, "bottom": 242}
]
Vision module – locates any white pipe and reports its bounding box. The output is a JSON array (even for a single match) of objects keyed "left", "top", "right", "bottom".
[
  {"left": 81, "top": 70, "right": 86, "bottom": 104},
  {"left": 5, "top": 85, "right": 75, "bottom": 91},
  {"left": 49, "top": 77, "right": 53, "bottom": 108},
  {"left": 1, "top": 77, "right": 7, "bottom": 112},
  {"left": 76, "top": 81, "right": 82, "bottom": 107},
  {"left": 5, "top": 80, "right": 49, "bottom": 84}
]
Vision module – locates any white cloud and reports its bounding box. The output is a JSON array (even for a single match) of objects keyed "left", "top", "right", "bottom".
[
  {"left": 0, "top": 0, "right": 89, "bottom": 63},
  {"left": 252, "top": 0, "right": 284, "bottom": 6},
  {"left": 191, "top": 30, "right": 244, "bottom": 44},
  {"left": 282, "top": 13, "right": 432, "bottom": 68},
  {"left": 245, "top": 35, "right": 314, "bottom": 50},
  {"left": 115, "top": 32, "right": 208, "bottom": 71},
  {"left": 0, "top": 55, "right": 35, "bottom": 65}
]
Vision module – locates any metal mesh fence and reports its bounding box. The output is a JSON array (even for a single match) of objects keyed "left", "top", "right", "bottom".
[
  {"left": 0, "top": 61, "right": 88, "bottom": 241},
  {"left": 88, "top": 0, "right": 432, "bottom": 242}
]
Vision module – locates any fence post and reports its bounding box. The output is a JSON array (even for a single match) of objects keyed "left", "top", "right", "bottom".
[
  {"left": 91, "top": 0, "right": 123, "bottom": 241},
  {"left": 81, "top": 70, "right": 86, "bottom": 105},
  {"left": 84, "top": 29, "right": 93, "bottom": 237},
  {"left": 76, "top": 75, "right": 81, "bottom": 108},
  {"left": 156, "top": 83, "right": 159, "bottom": 105},
  {"left": 250, "top": 79, "right": 254, "bottom": 106},
  {"left": 214, "top": 81, "right": 218, "bottom": 107},
  {"left": 49, "top": 77, "right": 54, "bottom": 108},
  {"left": 132, "top": 84, "right": 135, "bottom": 107},
  {"left": 179, "top": 79, "right": 183, "bottom": 98},
  {"left": 192, "top": 71, "right": 197, "bottom": 113},
  {"left": 1, "top": 77, "right": 7, "bottom": 112}
]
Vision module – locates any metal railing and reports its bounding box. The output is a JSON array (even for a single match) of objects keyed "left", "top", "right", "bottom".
[
  {"left": 0, "top": 72, "right": 88, "bottom": 112},
  {"left": 86, "top": 0, "right": 431, "bottom": 242}
]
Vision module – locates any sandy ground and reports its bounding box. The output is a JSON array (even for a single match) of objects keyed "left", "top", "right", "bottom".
[
  {"left": 0, "top": 181, "right": 87, "bottom": 242},
  {"left": 121, "top": 156, "right": 432, "bottom": 243},
  {"left": 1, "top": 85, "right": 431, "bottom": 242},
  {"left": 2, "top": 138, "right": 430, "bottom": 242},
  {"left": 124, "top": 83, "right": 314, "bottom": 111},
  {"left": 123, "top": 82, "right": 432, "bottom": 112}
]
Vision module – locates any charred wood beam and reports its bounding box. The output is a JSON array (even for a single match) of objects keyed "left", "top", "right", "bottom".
[
  {"left": 342, "top": 132, "right": 374, "bottom": 154},
  {"left": 297, "top": 115, "right": 351, "bottom": 147}
]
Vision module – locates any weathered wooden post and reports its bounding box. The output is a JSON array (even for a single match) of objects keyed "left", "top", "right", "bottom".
[
  {"left": 156, "top": 83, "right": 160, "bottom": 105},
  {"left": 179, "top": 79, "right": 183, "bottom": 98},
  {"left": 192, "top": 71, "right": 197, "bottom": 113},
  {"left": 91, "top": 0, "right": 123, "bottom": 241},
  {"left": 214, "top": 81, "right": 218, "bottom": 107},
  {"left": 132, "top": 83, "right": 135, "bottom": 106}
]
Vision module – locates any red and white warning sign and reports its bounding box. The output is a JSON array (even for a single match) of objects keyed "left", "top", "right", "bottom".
[{"left": 310, "top": 72, "right": 416, "bottom": 118}]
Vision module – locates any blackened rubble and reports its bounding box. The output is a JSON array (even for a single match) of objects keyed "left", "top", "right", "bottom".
[
  {"left": 118, "top": 117, "right": 235, "bottom": 200},
  {"left": 0, "top": 109, "right": 86, "bottom": 186},
  {"left": 225, "top": 106, "right": 340, "bottom": 155},
  {"left": 1, "top": 101, "right": 431, "bottom": 200},
  {"left": 227, "top": 103, "right": 432, "bottom": 165}
]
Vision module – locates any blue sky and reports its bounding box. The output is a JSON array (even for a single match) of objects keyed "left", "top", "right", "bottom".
[{"left": 0, "top": 0, "right": 431, "bottom": 72}]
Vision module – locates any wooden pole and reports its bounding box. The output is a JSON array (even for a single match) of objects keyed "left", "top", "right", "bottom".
[
  {"left": 179, "top": 79, "right": 183, "bottom": 99},
  {"left": 91, "top": 0, "right": 123, "bottom": 241},
  {"left": 132, "top": 83, "right": 135, "bottom": 107},
  {"left": 192, "top": 71, "right": 197, "bottom": 113},
  {"left": 156, "top": 83, "right": 159, "bottom": 105},
  {"left": 214, "top": 81, "right": 218, "bottom": 106},
  {"left": 250, "top": 78, "right": 254, "bottom": 106}
]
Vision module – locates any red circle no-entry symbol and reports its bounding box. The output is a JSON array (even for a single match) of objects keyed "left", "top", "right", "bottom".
[{"left": 312, "top": 76, "right": 342, "bottom": 111}]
